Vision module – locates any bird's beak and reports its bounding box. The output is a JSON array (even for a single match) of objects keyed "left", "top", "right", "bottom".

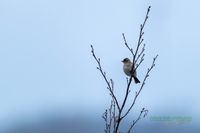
[{"left": 121, "top": 60, "right": 124, "bottom": 63}]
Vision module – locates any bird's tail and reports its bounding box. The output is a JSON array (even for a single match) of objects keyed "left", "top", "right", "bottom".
[{"left": 133, "top": 76, "right": 140, "bottom": 84}]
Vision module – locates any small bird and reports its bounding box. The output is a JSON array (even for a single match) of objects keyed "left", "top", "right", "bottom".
[{"left": 122, "top": 58, "right": 140, "bottom": 84}]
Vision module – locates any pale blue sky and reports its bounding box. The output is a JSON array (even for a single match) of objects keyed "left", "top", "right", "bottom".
[{"left": 0, "top": 0, "right": 200, "bottom": 131}]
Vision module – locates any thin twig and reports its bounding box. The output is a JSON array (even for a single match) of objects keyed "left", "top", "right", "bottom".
[
  {"left": 91, "top": 45, "right": 120, "bottom": 111},
  {"left": 108, "top": 100, "right": 113, "bottom": 133},
  {"left": 127, "top": 108, "right": 148, "bottom": 133},
  {"left": 133, "top": 6, "right": 151, "bottom": 63},
  {"left": 135, "top": 53, "right": 145, "bottom": 71},
  {"left": 135, "top": 43, "right": 145, "bottom": 64},
  {"left": 102, "top": 110, "right": 108, "bottom": 133},
  {"left": 113, "top": 99, "right": 116, "bottom": 131},
  {"left": 122, "top": 33, "right": 134, "bottom": 56},
  {"left": 131, "top": 6, "right": 151, "bottom": 74}
]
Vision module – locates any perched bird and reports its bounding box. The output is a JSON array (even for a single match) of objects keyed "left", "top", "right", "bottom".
[{"left": 122, "top": 58, "right": 140, "bottom": 84}]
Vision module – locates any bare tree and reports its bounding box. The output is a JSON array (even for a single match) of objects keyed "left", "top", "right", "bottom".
[{"left": 91, "top": 6, "right": 158, "bottom": 133}]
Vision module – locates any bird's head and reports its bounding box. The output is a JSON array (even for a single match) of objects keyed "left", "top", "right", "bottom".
[{"left": 122, "top": 58, "right": 131, "bottom": 64}]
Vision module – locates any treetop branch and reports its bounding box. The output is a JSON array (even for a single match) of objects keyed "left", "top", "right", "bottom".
[{"left": 119, "top": 5, "right": 151, "bottom": 120}]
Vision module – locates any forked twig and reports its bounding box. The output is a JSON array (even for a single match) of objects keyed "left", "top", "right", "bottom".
[{"left": 127, "top": 108, "right": 148, "bottom": 133}]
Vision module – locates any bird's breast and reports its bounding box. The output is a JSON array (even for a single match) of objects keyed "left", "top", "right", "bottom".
[{"left": 123, "top": 65, "right": 131, "bottom": 76}]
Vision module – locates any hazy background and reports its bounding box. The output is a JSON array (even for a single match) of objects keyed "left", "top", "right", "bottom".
[{"left": 0, "top": 0, "right": 199, "bottom": 132}]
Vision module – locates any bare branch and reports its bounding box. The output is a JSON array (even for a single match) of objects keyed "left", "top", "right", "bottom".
[
  {"left": 132, "top": 6, "right": 151, "bottom": 69},
  {"left": 113, "top": 100, "right": 116, "bottom": 131},
  {"left": 122, "top": 33, "right": 134, "bottom": 56},
  {"left": 135, "top": 43, "right": 145, "bottom": 64},
  {"left": 135, "top": 53, "right": 145, "bottom": 71},
  {"left": 102, "top": 110, "right": 109, "bottom": 133},
  {"left": 108, "top": 100, "right": 113, "bottom": 133},
  {"left": 121, "top": 6, "right": 151, "bottom": 111},
  {"left": 127, "top": 108, "right": 148, "bottom": 133},
  {"left": 91, "top": 45, "right": 120, "bottom": 111},
  {"left": 110, "top": 79, "right": 114, "bottom": 91}
]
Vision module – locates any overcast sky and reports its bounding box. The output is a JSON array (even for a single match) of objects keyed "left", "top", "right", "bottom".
[{"left": 0, "top": 0, "right": 200, "bottom": 132}]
